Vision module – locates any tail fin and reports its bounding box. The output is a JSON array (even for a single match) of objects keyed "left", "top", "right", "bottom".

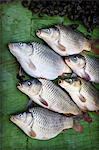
[
  {"left": 83, "top": 112, "right": 92, "bottom": 123},
  {"left": 73, "top": 120, "right": 83, "bottom": 133},
  {"left": 95, "top": 110, "right": 99, "bottom": 115},
  {"left": 91, "top": 39, "right": 99, "bottom": 55},
  {"left": 73, "top": 114, "right": 84, "bottom": 133}
]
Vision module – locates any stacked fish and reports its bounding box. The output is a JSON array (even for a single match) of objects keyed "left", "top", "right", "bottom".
[{"left": 8, "top": 24, "right": 99, "bottom": 140}]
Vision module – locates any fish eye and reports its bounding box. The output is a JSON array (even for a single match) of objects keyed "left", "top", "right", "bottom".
[
  {"left": 69, "top": 79, "right": 73, "bottom": 83},
  {"left": 43, "top": 29, "right": 51, "bottom": 34},
  {"left": 27, "top": 81, "right": 32, "bottom": 86},
  {"left": 18, "top": 114, "right": 23, "bottom": 118},
  {"left": 58, "top": 79, "right": 62, "bottom": 84},
  {"left": 66, "top": 78, "right": 73, "bottom": 84},
  {"left": 70, "top": 56, "right": 78, "bottom": 63},
  {"left": 19, "top": 43, "right": 24, "bottom": 47}
]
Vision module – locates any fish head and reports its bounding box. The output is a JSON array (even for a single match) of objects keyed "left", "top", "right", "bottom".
[
  {"left": 65, "top": 55, "right": 86, "bottom": 71},
  {"left": 36, "top": 27, "right": 60, "bottom": 42},
  {"left": 8, "top": 43, "right": 33, "bottom": 59},
  {"left": 17, "top": 79, "right": 42, "bottom": 96},
  {"left": 58, "top": 77, "right": 81, "bottom": 92},
  {"left": 10, "top": 111, "right": 33, "bottom": 134}
]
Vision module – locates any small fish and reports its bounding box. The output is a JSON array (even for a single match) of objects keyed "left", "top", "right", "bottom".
[
  {"left": 10, "top": 107, "right": 83, "bottom": 140},
  {"left": 58, "top": 77, "right": 99, "bottom": 112},
  {"left": 17, "top": 78, "right": 81, "bottom": 115},
  {"left": 36, "top": 24, "right": 99, "bottom": 56},
  {"left": 8, "top": 42, "right": 71, "bottom": 80},
  {"left": 65, "top": 53, "right": 99, "bottom": 83}
]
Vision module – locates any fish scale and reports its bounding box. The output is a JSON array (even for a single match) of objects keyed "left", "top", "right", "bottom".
[
  {"left": 65, "top": 53, "right": 99, "bottom": 83},
  {"left": 60, "top": 27, "right": 84, "bottom": 48},
  {"left": 11, "top": 107, "right": 83, "bottom": 140},
  {"left": 31, "top": 42, "right": 67, "bottom": 78},
  {"left": 30, "top": 108, "right": 66, "bottom": 130},
  {"left": 17, "top": 78, "right": 81, "bottom": 115},
  {"left": 80, "top": 80, "right": 99, "bottom": 105},
  {"left": 59, "top": 78, "right": 99, "bottom": 111},
  {"left": 9, "top": 42, "right": 71, "bottom": 80},
  {"left": 59, "top": 26, "right": 87, "bottom": 54},
  {"left": 36, "top": 25, "right": 90, "bottom": 56},
  {"left": 84, "top": 54, "right": 99, "bottom": 82},
  {"left": 39, "top": 79, "right": 81, "bottom": 114},
  {"left": 32, "top": 42, "right": 62, "bottom": 66},
  {"left": 30, "top": 107, "right": 73, "bottom": 130}
]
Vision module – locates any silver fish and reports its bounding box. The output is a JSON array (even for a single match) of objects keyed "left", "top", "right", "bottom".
[
  {"left": 58, "top": 77, "right": 99, "bottom": 112},
  {"left": 36, "top": 25, "right": 91, "bottom": 56},
  {"left": 10, "top": 107, "right": 83, "bottom": 140},
  {"left": 65, "top": 53, "right": 99, "bottom": 83},
  {"left": 8, "top": 42, "right": 71, "bottom": 80},
  {"left": 17, "top": 78, "right": 81, "bottom": 115}
]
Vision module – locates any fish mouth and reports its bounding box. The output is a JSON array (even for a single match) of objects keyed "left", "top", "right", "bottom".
[
  {"left": 36, "top": 30, "right": 41, "bottom": 37},
  {"left": 58, "top": 79, "right": 63, "bottom": 85},
  {"left": 58, "top": 79, "right": 68, "bottom": 88},
  {"left": 17, "top": 83, "right": 23, "bottom": 90},
  {"left": 65, "top": 57, "right": 70, "bottom": 63},
  {"left": 10, "top": 116, "right": 17, "bottom": 123},
  {"left": 10, "top": 116, "right": 22, "bottom": 127},
  {"left": 8, "top": 43, "right": 14, "bottom": 50}
]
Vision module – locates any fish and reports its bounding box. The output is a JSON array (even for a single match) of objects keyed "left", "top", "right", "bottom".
[
  {"left": 8, "top": 42, "right": 71, "bottom": 80},
  {"left": 58, "top": 77, "right": 99, "bottom": 112},
  {"left": 36, "top": 24, "right": 99, "bottom": 56},
  {"left": 17, "top": 78, "right": 81, "bottom": 115},
  {"left": 65, "top": 53, "right": 99, "bottom": 83},
  {"left": 10, "top": 107, "right": 83, "bottom": 140}
]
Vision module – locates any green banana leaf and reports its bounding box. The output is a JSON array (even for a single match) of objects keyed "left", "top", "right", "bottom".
[{"left": 0, "top": 1, "right": 99, "bottom": 150}]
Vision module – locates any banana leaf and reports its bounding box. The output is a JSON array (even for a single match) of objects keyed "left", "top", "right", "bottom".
[{"left": 0, "top": 1, "right": 99, "bottom": 150}]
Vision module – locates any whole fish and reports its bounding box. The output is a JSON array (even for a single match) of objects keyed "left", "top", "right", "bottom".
[
  {"left": 17, "top": 78, "right": 81, "bottom": 115},
  {"left": 8, "top": 42, "right": 71, "bottom": 80},
  {"left": 58, "top": 77, "right": 99, "bottom": 112},
  {"left": 10, "top": 107, "right": 83, "bottom": 140},
  {"left": 36, "top": 25, "right": 99, "bottom": 56},
  {"left": 65, "top": 53, "right": 99, "bottom": 83}
]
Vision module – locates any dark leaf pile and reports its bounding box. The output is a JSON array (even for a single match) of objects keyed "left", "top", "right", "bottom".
[{"left": 21, "top": 0, "right": 99, "bottom": 32}]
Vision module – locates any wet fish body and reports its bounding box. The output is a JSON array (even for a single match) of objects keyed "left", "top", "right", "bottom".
[
  {"left": 10, "top": 107, "right": 83, "bottom": 140},
  {"left": 8, "top": 42, "right": 71, "bottom": 80},
  {"left": 36, "top": 25, "right": 91, "bottom": 56},
  {"left": 58, "top": 77, "right": 99, "bottom": 111},
  {"left": 17, "top": 78, "right": 81, "bottom": 115},
  {"left": 65, "top": 53, "right": 99, "bottom": 83}
]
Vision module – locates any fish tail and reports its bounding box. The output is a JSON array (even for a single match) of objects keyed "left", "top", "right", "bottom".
[
  {"left": 83, "top": 112, "right": 92, "bottom": 123},
  {"left": 73, "top": 116, "right": 84, "bottom": 133},
  {"left": 90, "top": 39, "right": 99, "bottom": 55},
  {"left": 95, "top": 110, "right": 99, "bottom": 115}
]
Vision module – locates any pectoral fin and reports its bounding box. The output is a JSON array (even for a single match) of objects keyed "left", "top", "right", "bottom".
[
  {"left": 80, "top": 71, "right": 91, "bottom": 81},
  {"left": 84, "top": 72, "right": 91, "bottom": 81},
  {"left": 27, "top": 59, "right": 36, "bottom": 71},
  {"left": 79, "top": 94, "right": 86, "bottom": 102},
  {"left": 57, "top": 43, "right": 66, "bottom": 51},
  {"left": 62, "top": 129, "right": 67, "bottom": 133},
  {"left": 39, "top": 96, "right": 48, "bottom": 107},
  {"left": 29, "top": 129, "right": 36, "bottom": 138}
]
